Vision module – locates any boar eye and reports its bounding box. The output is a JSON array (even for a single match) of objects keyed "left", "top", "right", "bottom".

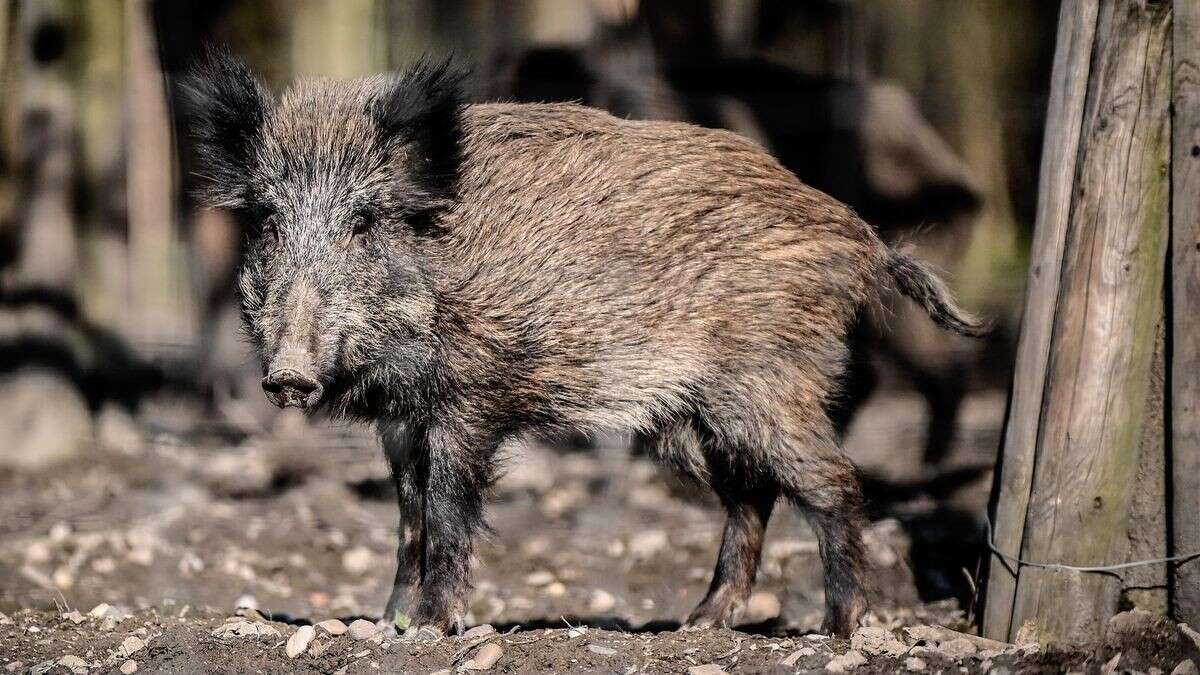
[{"left": 349, "top": 209, "right": 375, "bottom": 245}]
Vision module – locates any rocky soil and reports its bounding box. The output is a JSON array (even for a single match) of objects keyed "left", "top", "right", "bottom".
[{"left": 2, "top": 390, "right": 1196, "bottom": 673}]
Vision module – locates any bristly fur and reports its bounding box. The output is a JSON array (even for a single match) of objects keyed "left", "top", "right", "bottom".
[
  {"left": 180, "top": 46, "right": 273, "bottom": 208},
  {"left": 185, "top": 48, "right": 986, "bottom": 639}
]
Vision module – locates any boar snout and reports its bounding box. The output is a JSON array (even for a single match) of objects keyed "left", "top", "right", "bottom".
[{"left": 262, "top": 349, "right": 323, "bottom": 410}]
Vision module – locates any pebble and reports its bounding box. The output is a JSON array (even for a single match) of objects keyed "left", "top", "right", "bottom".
[
  {"left": 523, "top": 570, "right": 556, "bottom": 586},
  {"left": 905, "top": 656, "right": 926, "bottom": 671},
  {"left": 121, "top": 636, "right": 146, "bottom": 656},
  {"left": 825, "top": 650, "right": 868, "bottom": 672},
  {"left": 287, "top": 625, "right": 315, "bottom": 658},
  {"left": 0, "top": 612, "right": 10, "bottom": 625},
  {"left": 52, "top": 567, "right": 75, "bottom": 589},
  {"left": 850, "top": 626, "right": 907, "bottom": 657},
  {"left": 937, "top": 637, "right": 978, "bottom": 660},
  {"left": 342, "top": 547, "right": 375, "bottom": 575},
  {"left": 628, "top": 530, "right": 669, "bottom": 559},
  {"left": 62, "top": 610, "right": 85, "bottom": 625},
  {"left": 235, "top": 595, "right": 258, "bottom": 610},
  {"left": 743, "top": 592, "right": 781, "bottom": 623},
  {"left": 1173, "top": 661, "right": 1199, "bottom": 675},
  {"left": 781, "top": 647, "right": 816, "bottom": 667},
  {"left": 588, "top": 589, "right": 617, "bottom": 614},
  {"left": 49, "top": 522, "right": 72, "bottom": 543},
  {"left": 56, "top": 656, "right": 87, "bottom": 674},
  {"left": 543, "top": 581, "right": 567, "bottom": 597},
  {"left": 461, "top": 642, "right": 504, "bottom": 670},
  {"left": 348, "top": 619, "right": 379, "bottom": 640},
  {"left": 588, "top": 645, "right": 617, "bottom": 656},
  {"left": 88, "top": 604, "right": 116, "bottom": 619},
  {"left": 317, "top": 619, "right": 348, "bottom": 635},
  {"left": 120, "top": 660, "right": 138, "bottom": 674},
  {"left": 686, "top": 665, "right": 726, "bottom": 675},
  {"left": 462, "top": 624, "right": 495, "bottom": 640},
  {"left": 211, "top": 620, "right": 281, "bottom": 638}
]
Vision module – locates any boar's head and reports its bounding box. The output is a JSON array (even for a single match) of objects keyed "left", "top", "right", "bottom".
[{"left": 184, "top": 49, "right": 463, "bottom": 413}]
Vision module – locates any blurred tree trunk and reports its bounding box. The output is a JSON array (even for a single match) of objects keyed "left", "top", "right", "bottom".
[
  {"left": 290, "top": 0, "right": 386, "bottom": 78},
  {"left": 3, "top": 0, "right": 77, "bottom": 291},
  {"left": 125, "top": 0, "right": 189, "bottom": 347},
  {"left": 76, "top": 0, "right": 127, "bottom": 330}
]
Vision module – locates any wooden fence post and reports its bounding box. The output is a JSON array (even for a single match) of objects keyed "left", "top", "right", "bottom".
[
  {"left": 1171, "top": 0, "right": 1200, "bottom": 629},
  {"left": 985, "top": 0, "right": 1173, "bottom": 644},
  {"left": 983, "top": 0, "right": 1100, "bottom": 642}
]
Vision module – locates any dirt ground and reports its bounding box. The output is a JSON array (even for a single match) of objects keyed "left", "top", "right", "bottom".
[{"left": 2, "top": 389, "right": 1197, "bottom": 673}]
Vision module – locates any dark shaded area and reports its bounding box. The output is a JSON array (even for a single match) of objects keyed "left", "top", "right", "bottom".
[{"left": 0, "top": 287, "right": 164, "bottom": 412}]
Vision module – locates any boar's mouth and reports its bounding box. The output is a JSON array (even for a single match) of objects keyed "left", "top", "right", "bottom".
[{"left": 261, "top": 349, "right": 324, "bottom": 410}]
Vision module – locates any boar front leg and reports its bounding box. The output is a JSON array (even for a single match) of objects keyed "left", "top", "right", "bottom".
[
  {"left": 406, "top": 423, "right": 497, "bottom": 638},
  {"left": 379, "top": 423, "right": 423, "bottom": 633}
]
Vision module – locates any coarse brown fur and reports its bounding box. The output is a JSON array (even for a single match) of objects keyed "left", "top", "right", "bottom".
[{"left": 184, "top": 51, "right": 983, "bottom": 639}]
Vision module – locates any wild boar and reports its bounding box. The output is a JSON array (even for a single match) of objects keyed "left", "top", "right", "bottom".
[{"left": 184, "top": 50, "right": 983, "bottom": 639}]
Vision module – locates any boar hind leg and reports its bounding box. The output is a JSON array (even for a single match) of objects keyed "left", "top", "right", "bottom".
[
  {"left": 407, "top": 424, "right": 497, "bottom": 638},
  {"left": 775, "top": 437, "right": 868, "bottom": 638},
  {"left": 380, "top": 424, "right": 422, "bottom": 630},
  {"left": 685, "top": 481, "right": 778, "bottom": 629}
]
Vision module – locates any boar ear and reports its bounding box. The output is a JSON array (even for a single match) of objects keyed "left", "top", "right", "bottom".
[
  {"left": 371, "top": 56, "right": 466, "bottom": 212},
  {"left": 181, "top": 46, "right": 272, "bottom": 208}
]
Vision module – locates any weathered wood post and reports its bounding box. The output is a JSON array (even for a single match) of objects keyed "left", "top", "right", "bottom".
[
  {"left": 985, "top": 0, "right": 1178, "bottom": 644},
  {"left": 1170, "top": 0, "right": 1200, "bottom": 629}
]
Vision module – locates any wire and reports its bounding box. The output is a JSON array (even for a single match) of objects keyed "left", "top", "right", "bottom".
[{"left": 984, "top": 514, "right": 1200, "bottom": 574}]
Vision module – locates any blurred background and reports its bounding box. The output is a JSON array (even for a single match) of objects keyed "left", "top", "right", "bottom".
[{"left": 0, "top": 0, "right": 1056, "bottom": 637}]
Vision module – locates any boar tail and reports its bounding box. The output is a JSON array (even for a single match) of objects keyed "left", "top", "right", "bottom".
[{"left": 885, "top": 251, "right": 988, "bottom": 338}]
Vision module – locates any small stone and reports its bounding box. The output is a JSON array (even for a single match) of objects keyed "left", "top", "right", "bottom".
[
  {"left": 348, "top": 619, "right": 379, "bottom": 640},
  {"left": 1173, "top": 660, "right": 1199, "bottom": 675},
  {"left": 937, "top": 637, "right": 977, "bottom": 660},
  {"left": 0, "top": 612, "right": 11, "bottom": 625},
  {"left": 628, "top": 530, "right": 668, "bottom": 559},
  {"left": 52, "top": 567, "right": 75, "bottom": 589},
  {"left": 127, "top": 548, "right": 154, "bottom": 566},
  {"left": 588, "top": 589, "right": 616, "bottom": 614},
  {"left": 905, "top": 657, "right": 926, "bottom": 671},
  {"left": 825, "top": 650, "right": 868, "bottom": 672},
  {"left": 49, "top": 522, "right": 72, "bottom": 543},
  {"left": 743, "top": 592, "right": 781, "bottom": 623},
  {"left": 287, "top": 625, "right": 315, "bottom": 658},
  {"left": 342, "top": 547, "right": 375, "bottom": 575},
  {"left": 211, "top": 620, "right": 281, "bottom": 638},
  {"left": 462, "top": 624, "right": 495, "bottom": 640},
  {"left": 120, "top": 660, "right": 138, "bottom": 674},
  {"left": 317, "top": 619, "right": 348, "bottom": 635},
  {"left": 56, "top": 656, "right": 87, "bottom": 674},
  {"left": 461, "top": 642, "right": 504, "bottom": 670},
  {"left": 235, "top": 595, "right": 258, "bottom": 610},
  {"left": 25, "top": 540, "right": 52, "bottom": 564},
  {"left": 87, "top": 604, "right": 115, "bottom": 619},
  {"left": 543, "top": 582, "right": 567, "bottom": 597},
  {"left": 1181, "top": 624, "right": 1200, "bottom": 652},
  {"left": 62, "top": 610, "right": 85, "bottom": 625},
  {"left": 588, "top": 645, "right": 617, "bottom": 656},
  {"left": 121, "top": 636, "right": 146, "bottom": 656},
  {"left": 851, "top": 626, "right": 907, "bottom": 657},
  {"left": 686, "top": 665, "right": 726, "bottom": 675},
  {"left": 781, "top": 648, "right": 816, "bottom": 667},
  {"left": 523, "top": 570, "right": 556, "bottom": 586}
]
